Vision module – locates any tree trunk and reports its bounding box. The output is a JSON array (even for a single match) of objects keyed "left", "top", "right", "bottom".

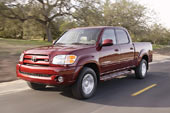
[
  {"left": 19, "top": 22, "right": 24, "bottom": 39},
  {"left": 20, "top": 30, "right": 23, "bottom": 39},
  {"left": 43, "top": 33, "right": 46, "bottom": 41},
  {"left": 45, "top": 23, "right": 52, "bottom": 42}
]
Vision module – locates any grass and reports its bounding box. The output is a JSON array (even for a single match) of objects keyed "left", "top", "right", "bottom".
[
  {"left": 153, "top": 44, "right": 164, "bottom": 50},
  {"left": 0, "top": 38, "right": 169, "bottom": 50},
  {"left": 0, "top": 38, "right": 52, "bottom": 57},
  {"left": 0, "top": 38, "right": 51, "bottom": 46},
  {"left": 152, "top": 44, "right": 170, "bottom": 50},
  {"left": 0, "top": 38, "right": 169, "bottom": 82}
]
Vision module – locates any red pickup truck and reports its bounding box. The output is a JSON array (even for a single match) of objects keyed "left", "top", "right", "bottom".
[{"left": 16, "top": 26, "right": 152, "bottom": 99}]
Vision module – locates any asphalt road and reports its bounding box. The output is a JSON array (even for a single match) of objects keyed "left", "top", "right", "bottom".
[{"left": 0, "top": 61, "right": 170, "bottom": 113}]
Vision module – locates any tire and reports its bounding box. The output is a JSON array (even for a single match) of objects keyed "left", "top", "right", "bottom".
[
  {"left": 135, "top": 59, "right": 148, "bottom": 79},
  {"left": 71, "top": 67, "right": 97, "bottom": 99},
  {"left": 27, "top": 82, "right": 46, "bottom": 90}
]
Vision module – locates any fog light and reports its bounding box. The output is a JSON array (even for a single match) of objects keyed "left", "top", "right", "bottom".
[{"left": 58, "top": 76, "right": 64, "bottom": 83}]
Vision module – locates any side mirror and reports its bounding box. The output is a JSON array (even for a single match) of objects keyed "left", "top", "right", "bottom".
[
  {"left": 52, "top": 40, "right": 56, "bottom": 45},
  {"left": 102, "top": 39, "right": 113, "bottom": 46}
]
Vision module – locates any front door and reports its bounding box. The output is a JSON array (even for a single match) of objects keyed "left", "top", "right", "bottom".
[{"left": 99, "top": 28, "right": 121, "bottom": 75}]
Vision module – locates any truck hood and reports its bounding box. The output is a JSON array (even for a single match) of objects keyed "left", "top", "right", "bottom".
[{"left": 24, "top": 44, "right": 95, "bottom": 55}]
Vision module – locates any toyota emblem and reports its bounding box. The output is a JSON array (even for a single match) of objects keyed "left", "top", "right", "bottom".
[{"left": 32, "top": 56, "right": 37, "bottom": 62}]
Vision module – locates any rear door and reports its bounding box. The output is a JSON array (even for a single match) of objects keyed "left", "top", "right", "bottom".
[
  {"left": 115, "top": 29, "right": 135, "bottom": 69},
  {"left": 99, "top": 28, "right": 121, "bottom": 74}
]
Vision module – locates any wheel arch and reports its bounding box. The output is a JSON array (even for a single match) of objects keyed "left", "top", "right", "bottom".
[
  {"left": 74, "top": 62, "right": 100, "bottom": 83},
  {"left": 141, "top": 55, "right": 149, "bottom": 69},
  {"left": 137, "top": 49, "right": 149, "bottom": 66},
  {"left": 83, "top": 63, "right": 100, "bottom": 82}
]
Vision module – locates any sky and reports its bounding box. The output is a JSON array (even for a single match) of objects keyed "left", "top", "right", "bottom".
[{"left": 137, "top": 0, "right": 170, "bottom": 28}]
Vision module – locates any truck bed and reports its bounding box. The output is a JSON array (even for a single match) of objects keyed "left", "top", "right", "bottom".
[{"left": 133, "top": 42, "right": 153, "bottom": 63}]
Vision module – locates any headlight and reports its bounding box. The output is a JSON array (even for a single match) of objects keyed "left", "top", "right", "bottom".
[
  {"left": 19, "top": 53, "right": 24, "bottom": 62},
  {"left": 52, "top": 55, "right": 77, "bottom": 65}
]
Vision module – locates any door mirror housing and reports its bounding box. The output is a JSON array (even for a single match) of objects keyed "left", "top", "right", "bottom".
[{"left": 102, "top": 39, "right": 113, "bottom": 46}]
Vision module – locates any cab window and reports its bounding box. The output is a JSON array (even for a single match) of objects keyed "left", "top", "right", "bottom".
[{"left": 115, "top": 29, "right": 129, "bottom": 44}]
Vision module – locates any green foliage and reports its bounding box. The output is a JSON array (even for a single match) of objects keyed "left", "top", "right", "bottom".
[
  {"left": 153, "top": 44, "right": 163, "bottom": 50},
  {"left": 23, "top": 20, "right": 45, "bottom": 40},
  {"left": 73, "top": 0, "right": 103, "bottom": 26},
  {"left": 0, "top": 18, "right": 23, "bottom": 39},
  {"left": 0, "top": 0, "right": 170, "bottom": 45},
  {"left": 101, "top": 0, "right": 150, "bottom": 41}
]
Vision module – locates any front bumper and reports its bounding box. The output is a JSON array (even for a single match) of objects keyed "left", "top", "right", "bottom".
[{"left": 16, "top": 64, "right": 81, "bottom": 85}]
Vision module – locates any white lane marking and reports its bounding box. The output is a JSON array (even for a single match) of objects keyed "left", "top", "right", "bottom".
[{"left": 0, "top": 87, "right": 30, "bottom": 96}]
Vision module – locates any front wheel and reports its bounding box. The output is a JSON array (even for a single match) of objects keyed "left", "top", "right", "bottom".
[
  {"left": 135, "top": 59, "right": 148, "bottom": 79},
  {"left": 71, "top": 67, "right": 97, "bottom": 99},
  {"left": 27, "top": 82, "right": 46, "bottom": 90}
]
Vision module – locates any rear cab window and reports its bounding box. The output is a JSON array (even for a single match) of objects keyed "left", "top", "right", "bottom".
[{"left": 115, "top": 29, "right": 129, "bottom": 44}]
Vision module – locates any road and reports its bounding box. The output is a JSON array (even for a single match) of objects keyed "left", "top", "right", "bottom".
[{"left": 0, "top": 61, "right": 170, "bottom": 113}]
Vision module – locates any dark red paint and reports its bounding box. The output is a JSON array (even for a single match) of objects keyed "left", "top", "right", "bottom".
[
  {"left": 16, "top": 26, "right": 152, "bottom": 85},
  {"left": 102, "top": 39, "right": 113, "bottom": 46}
]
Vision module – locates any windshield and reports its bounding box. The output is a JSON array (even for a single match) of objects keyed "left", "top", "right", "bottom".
[{"left": 56, "top": 28, "right": 101, "bottom": 45}]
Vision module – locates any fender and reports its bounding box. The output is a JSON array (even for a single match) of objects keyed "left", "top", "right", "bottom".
[
  {"left": 137, "top": 49, "right": 149, "bottom": 66},
  {"left": 72, "top": 55, "right": 100, "bottom": 80}
]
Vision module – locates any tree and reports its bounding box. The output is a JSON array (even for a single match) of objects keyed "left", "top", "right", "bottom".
[
  {"left": 0, "top": 0, "right": 103, "bottom": 41},
  {"left": 102, "top": 0, "right": 149, "bottom": 38},
  {"left": 148, "top": 24, "right": 170, "bottom": 45},
  {"left": 73, "top": 0, "right": 103, "bottom": 26},
  {"left": 0, "top": 0, "right": 76, "bottom": 41},
  {"left": 0, "top": 0, "right": 32, "bottom": 39},
  {"left": 0, "top": 0, "right": 170, "bottom": 45},
  {"left": 72, "top": 0, "right": 150, "bottom": 42},
  {"left": 28, "top": 0, "right": 75, "bottom": 42},
  {"left": 0, "top": 17, "right": 23, "bottom": 39}
]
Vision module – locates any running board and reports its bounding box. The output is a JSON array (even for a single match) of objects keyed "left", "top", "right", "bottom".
[{"left": 100, "top": 70, "right": 131, "bottom": 81}]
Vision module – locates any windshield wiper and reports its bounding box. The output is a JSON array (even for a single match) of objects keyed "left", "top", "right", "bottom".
[{"left": 70, "top": 43, "right": 92, "bottom": 45}]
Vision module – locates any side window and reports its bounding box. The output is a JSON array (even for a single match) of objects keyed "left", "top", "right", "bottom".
[
  {"left": 102, "top": 29, "right": 116, "bottom": 44},
  {"left": 115, "top": 29, "right": 129, "bottom": 44}
]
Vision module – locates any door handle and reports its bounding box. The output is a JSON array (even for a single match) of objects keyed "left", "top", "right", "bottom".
[
  {"left": 130, "top": 47, "right": 134, "bottom": 50},
  {"left": 115, "top": 49, "right": 119, "bottom": 52}
]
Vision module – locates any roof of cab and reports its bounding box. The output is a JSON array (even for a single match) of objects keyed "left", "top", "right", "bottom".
[{"left": 71, "top": 26, "right": 126, "bottom": 30}]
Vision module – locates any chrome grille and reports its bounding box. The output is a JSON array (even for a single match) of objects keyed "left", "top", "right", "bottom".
[{"left": 23, "top": 54, "right": 49, "bottom": 66}]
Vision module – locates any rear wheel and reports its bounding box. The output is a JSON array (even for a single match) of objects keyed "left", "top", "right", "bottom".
[
  {"left": 135, "top": 59, "right": 148, "bottom": 79},
  {"left": 27, "top": 82, "right": 46, "bottom": 90},
  {"left": 71, "top": 67, "right": 97, "bottom": 99}
]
